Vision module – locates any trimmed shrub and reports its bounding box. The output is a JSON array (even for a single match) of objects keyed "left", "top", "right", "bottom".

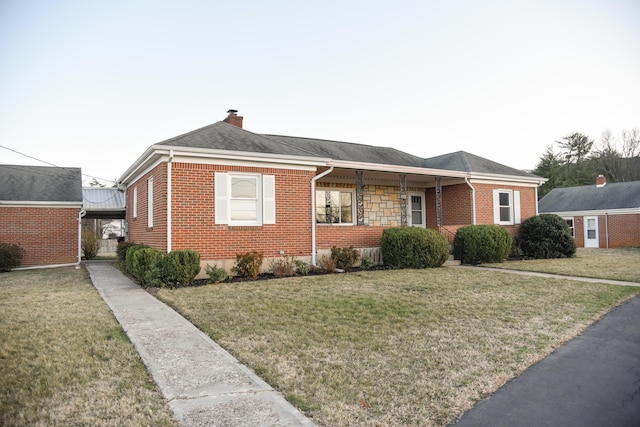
[
  {"left": 129, "top": 247, "right": 164, "bottom": 286},
  {"left": 331, "top": 246, "right": 360, "bottom": 269},
  {"left": 163, "top": 250, "right": 201, "bottom": 287},
  {"left": 269, "top": 255, "right": 296, "bottom": 277},
  {"left": 519, "top": 214, "right": 576, "bottom": 259},
  {"left": 205, "top": 264, "right": 228, "bottom": 283},
  {"left": 117, "top": 241, "right": 139, "bottom": 261},
  {"left": 232, "top": 251, "right": 264, "bottom": 278},
  {"left": 81, "top": 230, "right": 101, "bottom": 260},
  {"left": 453, "top": 225, "right": 512, "bottom": 265},
  {"left": 380, "top": 227, "right": 449, "bottom": 269},
  {"left": 0, "top": 243, "right": 23, "bottom": 272},
  {"left": 124, "top": 244, "right": 148, "bottom": 273}
]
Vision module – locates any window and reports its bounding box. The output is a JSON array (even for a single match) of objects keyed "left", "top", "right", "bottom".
[
  {"left": 132, "top": 186, "right": 138, "bottom": 218},
  {"left": 408, "top": 192, "right": 425, "bottom": 227},
  {"left": 493, "top": 189, "right": 521, "bottom": 225},
  {"left": 316, "top": 189, "right": 354, "bottom": 224},
  {"left": 215, "top": 172, "right": 275, "bottom": 225},
  {"left": 147, "top": 177, "right": 153, "bottom": 228},
  {"left": 564, "top": 217, "right": 575, "bottom": 238}
]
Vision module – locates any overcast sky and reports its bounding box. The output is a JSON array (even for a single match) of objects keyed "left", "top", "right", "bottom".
[{"left": 1, "top": 0, "right": 638, "bottom": 185}]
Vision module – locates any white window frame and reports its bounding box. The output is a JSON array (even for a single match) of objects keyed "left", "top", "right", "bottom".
[
  {"left": 147, "top": 177, "right": 154, "bottom": 228},
  {"left": 315, "top": 188, "right": 356, "bottom": 225},
  {"left": 563, "top": 217, "right": 575, "bottom": 238},
  {"left": 493, "top": 189, "right": 521, "bottom": 225},
  {"left": 408, "top": 191, "right": 426, "bottom": 228},
  {"left": 132, "top": 186, "right": 138, "bottom": 219},
  {"left": 214, "top": 172, "right": 275, "bottom": 226}
]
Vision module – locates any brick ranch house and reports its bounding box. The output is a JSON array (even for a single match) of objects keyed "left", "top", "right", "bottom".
[
  {"left": 539, "top": 175, "right": 640, "bottom": 248},
  {"left": 0, "top": 165, "right": 83, "bottom": 268},
  {"left": 118, "top": 110, "right": 546, "bottom": 272}
]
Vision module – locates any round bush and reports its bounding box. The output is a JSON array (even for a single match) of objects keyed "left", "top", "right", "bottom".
[
  {"left": 129, "top": 247, "right": 163, "bottom": 286},
  {"left": 519, "top": 214, "right": 576, "bottom": 259},
  {"left": 162, "top": 250, "right": 201, "bottom": 287},
  {"left": 453, "top": 225, "right": 512, "bottom": 265},
  {"left": 380, "top": 227, "right": 449, "bottom": 269}
]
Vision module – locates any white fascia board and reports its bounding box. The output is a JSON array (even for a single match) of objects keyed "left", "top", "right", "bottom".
[
  {"left": 327, "top": 160, "right": 470, "bottom": 178},
  {"left": 0, "top": 201, "right": 83, "bottom": 208},
  {"left": 118, "top": 145, "right": 328, "bottom": 186},
  {"left": 540, "top": 208, "right": 640, "bottom": 216},
  {"left": 469, "top": 175, "right": 545, "bottom": 187}
]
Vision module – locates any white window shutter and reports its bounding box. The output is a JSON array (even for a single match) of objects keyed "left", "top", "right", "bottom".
[
  {"left": 493, "top": 189, "right": 500, "bottom": 224},
  {"left": 263, "top": 175, "right": 276, "bottom": 224},
  {"left": 214, "top": 172, "right": 229, "bottom": 224},
  {"left": 514, "top": 190, "right": 521, "bottom": 224}
]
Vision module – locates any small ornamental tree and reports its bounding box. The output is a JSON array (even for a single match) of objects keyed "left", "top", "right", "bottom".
[
  {"left": 453, "top": 225, "right": 512, "bottom": 265},
  {"left": 519, "top": 214, "right": 576, "bottom": 259},
  {"left": 380, "top": 227, "right": 449, "bottom": 269}
]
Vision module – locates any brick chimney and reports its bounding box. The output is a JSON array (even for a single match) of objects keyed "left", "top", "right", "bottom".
[
  {"left": 223, "top": 109, "right": 243, "bottom": 128},
  {"left": 596, "top": 174, "right": 606, "bottom": 187}
]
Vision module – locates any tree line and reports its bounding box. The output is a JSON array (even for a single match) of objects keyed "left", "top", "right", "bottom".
[{"left": 533, "top": 128, "right": 640, "bottom": 199}]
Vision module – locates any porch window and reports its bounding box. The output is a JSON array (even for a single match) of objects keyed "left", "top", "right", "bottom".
[
  {"left": 215, "top": 172, "right": 276, "bottom": 226},
  {"left": 316, "top": 189, "right": 354, "bottom": 224},
  {"left": 493, "top": 189, "right": 521, "bottom": 225},
  {"left": 408, "top": 192, "right": 426, "bottom": 227},
  {"left": 564, "top": 217, "right": 575, "bottom": 238}
]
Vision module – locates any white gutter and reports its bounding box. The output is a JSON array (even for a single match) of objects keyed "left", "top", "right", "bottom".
[
  {"left": 465, "top": 177, "right": 477, "bottom": 225},
  {"left": 311, "top": 166, "right": 334, "bottom": 266},
  {"left": 78, "top": 207, "right": 86, "bottom": 268},
  {"left": 167, "top": 149, "right": 174, "bottom": 253},
  {"left": 328, "top": 159, "right": 470, "bottom": 178}
]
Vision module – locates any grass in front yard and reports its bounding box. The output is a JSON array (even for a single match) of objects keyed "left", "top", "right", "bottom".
[
  {"left": 483, "top": 248, "right": 640, "bottom": 282},
  {"left": 155, "top": 268, "right": 639, "bottom": 426},
  {"left": 0, "top": 267, "right": 176, "bottom": 427}
]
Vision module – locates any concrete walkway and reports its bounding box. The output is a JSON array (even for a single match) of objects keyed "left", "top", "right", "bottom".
[
  {"left": 450, "top": 266, "right": 640, "bottom": 427},
  {"left": 85, "top": 262, "right": 315, "bottom": 427}
]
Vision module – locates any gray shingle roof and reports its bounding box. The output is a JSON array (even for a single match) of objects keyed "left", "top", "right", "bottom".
[
  {"left": 263, "top": 135, "right": 426, "bottom": 167},
  {"left": 0, "top": 165, "right": 82, "bottom": 203},
  {"left": 539, "top": 181, "right": 640, "bottom": 212},
  {"left": 421, "top": 151, "right": 539, "bottom": 178},
  {"left": 156, "top": 121, "right": 316, "bottom": 158}
]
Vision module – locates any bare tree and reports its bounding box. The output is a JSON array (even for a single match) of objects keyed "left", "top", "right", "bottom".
[{"left": 595, "top": 128, "right": 640, "bottom": 182}]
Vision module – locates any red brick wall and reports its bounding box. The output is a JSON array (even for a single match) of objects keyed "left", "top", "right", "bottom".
[
  {"left": 316, "top": 225, "right": 389, "bottom": 249},
  {"left": 126, "top": 164, "right": 168, "bottom": 251},
  {"left": 168, "top": 162, "right": 316, "bottom": 259},
  {"left": 569, "top": 214, "right": 640, "bottom": 248},
  {"left": 426, "top": 183, "right": 474, "bottom": 229},
  {"left": 0, "top": 206, "right": 80, "bottom": 267}
]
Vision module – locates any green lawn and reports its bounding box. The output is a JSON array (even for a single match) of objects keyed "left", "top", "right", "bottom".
[
  {"left": 155, "top": 266, "right": 640, "bottom": 426},
  {"left": 0, "top": 267, "right": 176, "bottom": 427},
  {"left": 482, "top": 247, "right": 640, "bottom": 282}
]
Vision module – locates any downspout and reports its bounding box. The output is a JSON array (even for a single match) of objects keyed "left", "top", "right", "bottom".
[
  {"left": 311, "top": 166, "right": 334, "bottom": 266},
  {"left": 605, "top": 213, "right": 609, "bottom": 248},
  {"left": 167, "top": 149, "right": 174, "bottom": 253},
  {"left": 77, "top": 207, "right": 86, "bottom": 268},
  {"left": 465, "top": 177, "right": 476, "bottom": 225}
]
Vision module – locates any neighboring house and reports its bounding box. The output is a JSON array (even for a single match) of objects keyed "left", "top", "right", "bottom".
[
  {"left": 118, "top": 110, "right": 545, "bottom": 271},
  {"left": 539, "top": 175, "right": 640, "bottom": 248},
  {"left": 0, "top": 165, "right": 83, "bottom": 268}
]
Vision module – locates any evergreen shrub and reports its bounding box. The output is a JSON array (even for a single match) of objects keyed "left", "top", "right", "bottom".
[
  {"left": 380, "top": 227, "right": 449, "bottom": 269},
  {"left": 129, "top": 247, "right": 163, "bottom": 286},
  {"left": 519, "top": 214, "right": 576, "bottom": 259},
  {"left": 205, "top": 264, "right": 228, "bottom": 283},
  {"left": 0, "top": 243, "right": 23, "bottom": 271},
  {"left": 453, "top": 225, "right": 512, "bottom": 265},
  {"left": 163, "top": 250, "right": 201, "bottom": 287}
]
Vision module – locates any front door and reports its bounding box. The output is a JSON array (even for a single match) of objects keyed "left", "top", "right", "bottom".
[{"left": 584, "top": 216, "right": 599, "bottom": 248}]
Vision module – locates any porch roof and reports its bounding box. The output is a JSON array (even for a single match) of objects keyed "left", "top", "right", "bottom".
[{"left": 82, "top": 187, "right": 126, "bottom": 219}]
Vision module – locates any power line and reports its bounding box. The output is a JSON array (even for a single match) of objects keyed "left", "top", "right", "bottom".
[{"left": 0, "top": 144, "right": 117, "bottom": 184}]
